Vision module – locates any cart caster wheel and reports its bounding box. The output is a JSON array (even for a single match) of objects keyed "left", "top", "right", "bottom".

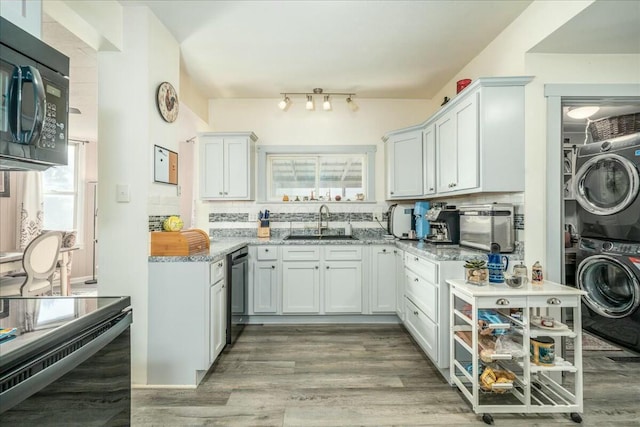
[
  {"left": 482, "top": 413, "right": 494, "bottom": 425},
  {"left": 570, "top": 413, "right": 582, "bottom": 423}
]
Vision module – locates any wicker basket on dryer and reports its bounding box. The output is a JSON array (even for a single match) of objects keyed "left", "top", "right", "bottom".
[{"left": 587, "top": 112, "right": 640, "bottom": 142}]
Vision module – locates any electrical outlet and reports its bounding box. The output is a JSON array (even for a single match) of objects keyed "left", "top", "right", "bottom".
[{"left": 373, "top": 208, "right": 384, "bottom": 222}]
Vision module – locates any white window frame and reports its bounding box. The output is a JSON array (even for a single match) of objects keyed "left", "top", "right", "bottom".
[
  {"left": 257, "top": 145, "right": 376, "bottom": 202},
  {"left": 42, "top": 141, "right": 85, "bottom": 245}
]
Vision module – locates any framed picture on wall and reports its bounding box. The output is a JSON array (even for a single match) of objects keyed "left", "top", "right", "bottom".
[
  {"left": 0, "top": 171, "right": 9, "bottom": 197},
  {"left": 154, "top": 145, "right": 178, "bottom": 185}
]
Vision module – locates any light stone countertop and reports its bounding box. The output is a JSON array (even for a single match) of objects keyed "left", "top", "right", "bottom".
[{"left": 148, "top": 236, "right": 523, "bottom": 263}]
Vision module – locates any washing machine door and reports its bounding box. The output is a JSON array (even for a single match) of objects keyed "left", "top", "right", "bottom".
[
  {"left": 574, "top": 153, "right": 639, "bottom": 216},
  {"left": 577, "top": 254, "right": 640, "bottom": 318}
]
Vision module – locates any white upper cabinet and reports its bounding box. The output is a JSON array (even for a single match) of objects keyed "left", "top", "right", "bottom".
[
  {"left": 436, "top": 93, "right": 479, "bottom": 193},
  {"left": 384, "top": 76, "right": 532, "bottom": 198},
  {"left": 199, "top": 132, "right": 257, "bottom": 200},
  {"left": 422, "top": 125, "right": 436, "bottom": 196},
  {"left": 384, "top": 128, "right": 423, "bottom": 199}
]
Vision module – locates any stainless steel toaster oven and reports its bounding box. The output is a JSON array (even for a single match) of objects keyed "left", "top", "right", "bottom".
[{"left": 459, "top": 203, "right": 515, "bottom": 252}]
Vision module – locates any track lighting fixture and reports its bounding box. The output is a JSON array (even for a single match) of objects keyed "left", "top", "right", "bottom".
[{"left": 277, "top": 88, "right": 356, "bottom": 111}]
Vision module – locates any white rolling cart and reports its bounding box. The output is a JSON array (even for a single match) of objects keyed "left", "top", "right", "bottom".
[{"left": 447, "top": 279, "right": 586, "bottom": 425}]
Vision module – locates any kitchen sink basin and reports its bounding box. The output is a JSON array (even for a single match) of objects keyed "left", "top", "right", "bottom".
[{"left": 284, "top": 235, "right": 358, "bottom": 241}]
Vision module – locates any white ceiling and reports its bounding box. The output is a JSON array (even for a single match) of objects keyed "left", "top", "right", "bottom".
[
  {"left": 42, "top": 0, "right": 640, "bottom": 142},
  {"left": 120, "top": 0, "right": 533, "bottom": 99}
]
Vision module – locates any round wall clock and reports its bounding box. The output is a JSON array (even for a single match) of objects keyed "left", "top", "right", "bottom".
[{"left": 156, "top": 82, "right": 179, "bottom": 123}]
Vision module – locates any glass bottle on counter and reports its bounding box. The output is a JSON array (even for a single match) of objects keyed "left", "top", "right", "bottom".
[{"left": 532, "top": 261, "right": 543, "bottom": 285}]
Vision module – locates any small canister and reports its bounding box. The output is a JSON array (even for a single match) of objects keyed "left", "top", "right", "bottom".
[
  {"left": 513, "top": 262, "right": 528, "bottom": 285},
  {"left": 530, "top": 336, "right": 555, "bottom": 366}
]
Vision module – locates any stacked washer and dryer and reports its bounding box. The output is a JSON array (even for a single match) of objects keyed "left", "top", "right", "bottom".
[{"left": 573, "top": 120, "right": 640, "bottom": 354}]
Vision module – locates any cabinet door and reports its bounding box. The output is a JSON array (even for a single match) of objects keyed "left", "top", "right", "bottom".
[
  {"left": 371, "top": 247, "right": 396, "bottom": 313},
  {"left": 395, "top": 249, "right": 405, "bottom": 320},
  {"left": 282, "top": 262, "right": 320, "bottom": 313},
  {"left": 405, "top": 297, "right": 438, "bottom": 362},
  {"left": 388, "top": 132, "right": 423, "bottom": 198},
  {"left": 324, "top": 261, "right": 362, "bottom": 313},
  {"left": 225, "top": 137, "right": 249, "bottom": 198},
  {"left": 210, "top": 280, "right": 226, "bottom": 364},
  {"left": 436, "top": 113, "right": 456, "bottom": 193},
  {"left": 254, "top": 261, "right": 278, "bottom": 313},
  {"left": 201, "top": 138, "right": 225, "bottom": 198},
  {"left": 454, "top": 94, "right": 479, "bottom": 191},
  {"left": 423, "top": 125, "right": 436, "bottom": 196}
]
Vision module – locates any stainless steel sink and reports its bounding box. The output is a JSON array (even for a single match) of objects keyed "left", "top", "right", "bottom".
[{"left": 284, "top": 235, "right": 358, "bottom": 241}]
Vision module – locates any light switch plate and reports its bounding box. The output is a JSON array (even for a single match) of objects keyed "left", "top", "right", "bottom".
[{"left": 116, "top": 184, "right": 130, "bottom": 203}]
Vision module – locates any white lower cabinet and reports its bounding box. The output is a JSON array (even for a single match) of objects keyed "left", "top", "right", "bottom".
[
  {"left": 404, "top": 297, "right": 438, "bottom": 358},
  {"left": 324, "top": 261, "right": 362, "bottom": 313},
  {"left": 395, "top": 248, "right": 405, "bottom": 320},
  {"left": 252, "top": 244, "right": 399, "bottom": 317},
  {"left": 282, "top": 261, "right": 320, "bottom": 313},
  {"left": 370, "top": 246, "right": 397, "bottom": 313},
  {"left": 254, "top": 262, "right": 278, "bottom": 313},
  {"left": 210, "top": 278, "right": 227, "bottom": 364},
  {"left": 403, "top": 251, "right": 462, "bottom": 374},
  {"left": 148, "top": 258, "right": 227, "bottom": 386}
]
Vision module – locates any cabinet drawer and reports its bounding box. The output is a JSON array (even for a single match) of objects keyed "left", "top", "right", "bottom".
[
  {"left": 324, "top": 246, "right": 362, "bottom": 261},
  {"left": 210, "top": 259, "right": 225, "bottom": 284},
  {"left": 282, "top": 246, "right": 320, "bottom": 261},
  {"left": 477, "top": 295, "right": 527, "bottom": 309},
  {"left": 404, "top": 253, "right": 437, "bottom": 284},
  {"left": 405, "top": 297, "right": 438, "bottom": 361},
  {"left": 256, "top": 246, "right": 278, "bottom": 261},
  {"left": 405, "top": 269, "right": 437, "bottom": 322},
  {"left": 528, "top": 295, "right": 580, "bottom": 308}
]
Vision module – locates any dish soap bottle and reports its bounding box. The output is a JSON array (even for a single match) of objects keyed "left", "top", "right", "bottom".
[{"left": 532, "top": 261, "right": 543, "bottom": 285}]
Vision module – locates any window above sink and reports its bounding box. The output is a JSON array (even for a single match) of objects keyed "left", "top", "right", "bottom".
[{"left": 257, "top": 145, "right": 376, "bottom": 203}]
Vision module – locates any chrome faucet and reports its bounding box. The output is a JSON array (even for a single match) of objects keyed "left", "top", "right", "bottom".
[{"left": 318, "top": 204, "right": 330, "bottom": 235}]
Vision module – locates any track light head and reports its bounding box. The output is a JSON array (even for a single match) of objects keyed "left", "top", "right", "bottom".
[
  {"left": 323, "top": 95, "right": 331, "bottom": 111},
  {"left": 346, "top": 96, "right": 358, "bottom": 112},
  {"left": 278, "top": 96, "right": 290, "bottom": 110},
  {"left": 306, "top": 95, "right": 314, "bottom": 110}
]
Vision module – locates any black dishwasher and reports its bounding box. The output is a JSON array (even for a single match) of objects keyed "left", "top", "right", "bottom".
[{"left": 227, "top": 246, "right": 248, "bottom": 345}]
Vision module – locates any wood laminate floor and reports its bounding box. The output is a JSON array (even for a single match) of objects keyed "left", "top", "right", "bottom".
[{"left": 132, "top": 324, "right": 640, "bottom": 426}]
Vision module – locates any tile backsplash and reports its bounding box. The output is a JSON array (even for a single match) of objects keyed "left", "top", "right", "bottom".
[{"left": 149, "top": 192, "right": 525, "bottom": 244}]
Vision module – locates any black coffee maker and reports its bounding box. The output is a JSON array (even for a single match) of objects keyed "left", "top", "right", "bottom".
[{"left": 424, "top": 205, "right": 460, "bottom": 244}]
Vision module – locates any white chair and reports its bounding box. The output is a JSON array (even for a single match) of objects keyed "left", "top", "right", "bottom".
[{"left": 0, "top": 231, "right": 63, "bottom": 297}]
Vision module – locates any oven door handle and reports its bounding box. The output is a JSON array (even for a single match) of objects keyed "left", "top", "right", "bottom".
[{"left": 9, "top": 65, "right": 45, "bottom": 145}]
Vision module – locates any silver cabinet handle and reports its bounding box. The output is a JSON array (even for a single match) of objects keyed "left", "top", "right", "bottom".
[
  {"left": 547, "top": 297, "right": 562, "bottom": 305},
  {"left": 394, "top": 250, "right": 397, "bottom": 254},
  {"left": 429, "top": 187, "right": 434, "bottom": 191},
  {"left": 414, "top": 257, "right": 419, "bottom": 261},
  {"left": 271, "top": 265, "right": 275, "bottom": 269},
  {"left": 414, "top": 311, "right": 419, "bottom": 316},
  {"left": 224, "top": 192, "right": 229, "bottom": 195},
  {"left": 382, "top": 248, "right": 387, "bottom": 253},
  {"left": 315, "top": 266, "right": 319, "bottom": 269},
  {"left": 496, "top": 298, "right": 510, "bottom": 306},
  {"left": 390, "top": 191, "right": 394, "bottom": 195},
  {"left": 414, "top": 278, "right": 419, "bottom": 282},
  {"left": 218, "top": 262, "right": 223, "bottom": 267},
  {"left": 222, "top": 285, "right": 225, "bottom": 288},
  {"left": 326, "top": 266, "right": 330, "bottom": 269},
  {"left": 265, "top": 248, "right": 269, "bottom": 252},
  {"left": 219, "top": 191, "right": 223, "bottom": 195}
]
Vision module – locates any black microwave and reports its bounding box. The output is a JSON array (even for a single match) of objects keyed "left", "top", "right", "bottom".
[{"left": 0, "top": 17, "right": 70, "bottom": 171}]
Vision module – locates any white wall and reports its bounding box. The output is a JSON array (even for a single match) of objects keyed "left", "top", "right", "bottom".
[{"left": 97, "top": 6, "right": 180, "bottom": 385}]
